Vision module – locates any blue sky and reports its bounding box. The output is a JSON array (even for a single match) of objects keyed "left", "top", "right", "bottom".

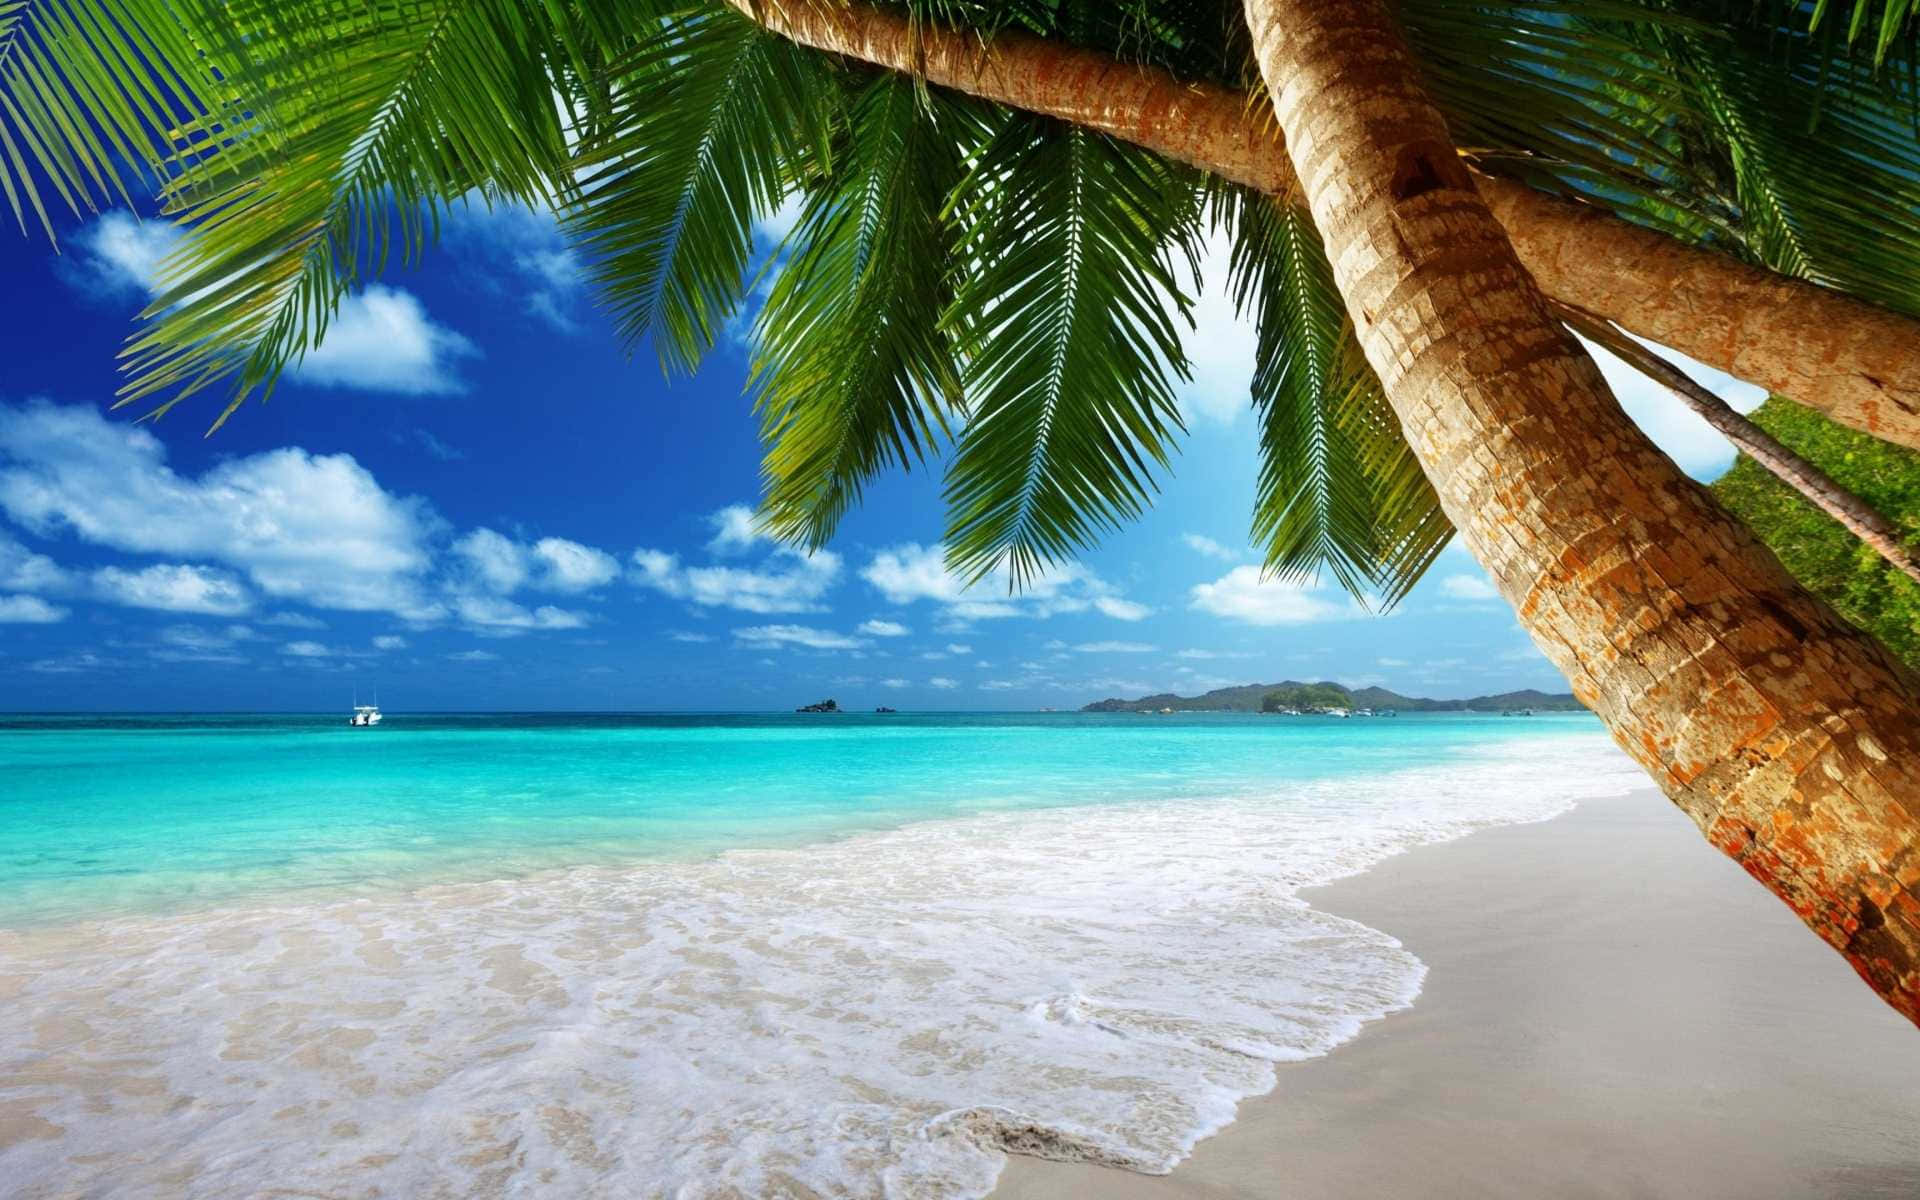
[{"left": 0, "top": 200, "right": 1764, "bottom": 712}]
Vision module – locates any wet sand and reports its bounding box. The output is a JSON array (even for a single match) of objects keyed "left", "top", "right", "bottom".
[{"left": 993, "top": 789, "right": 1920, "bottom": 1200}]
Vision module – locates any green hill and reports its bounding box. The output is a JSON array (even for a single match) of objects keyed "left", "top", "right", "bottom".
[{"left": 1079, "top": 681, "right": 1584, "bottom": 713}]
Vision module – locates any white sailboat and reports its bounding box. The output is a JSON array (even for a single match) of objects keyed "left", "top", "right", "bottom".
[{"left": 348, "top": 687, "right": 383, "bottom": 727}]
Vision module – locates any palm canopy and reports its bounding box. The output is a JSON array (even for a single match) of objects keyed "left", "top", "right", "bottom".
[{"left": 4, "top": 0, "right": 1920, "bottom": 602}]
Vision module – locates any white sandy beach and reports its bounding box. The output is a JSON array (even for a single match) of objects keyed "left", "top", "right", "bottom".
[{"left": 994, "top": 789, "right": 1920, "bottom": 1200}]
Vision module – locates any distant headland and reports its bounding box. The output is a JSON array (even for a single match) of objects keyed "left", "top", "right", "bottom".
[{"left": 1081, "top": 681, "right": 1585, "bottom": 714}]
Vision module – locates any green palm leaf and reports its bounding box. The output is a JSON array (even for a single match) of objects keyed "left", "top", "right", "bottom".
[
  {"left": 563, "top": 3, "right": 836, "bottom": 375},
  {"left": 1227, "top": 189, "right": 1452, "bottom": 607},
  {"left": 751, "top": 74, "right": 978, "bottom": 549},
  {"left": 941, "top": 112, "right": 1198, "bottom": 587},
  {"left": 117, "top": 0, "right": 577, "bottom": 427},
  {"left": 0, "top": 0, "right": 217, "bottom": 242}
]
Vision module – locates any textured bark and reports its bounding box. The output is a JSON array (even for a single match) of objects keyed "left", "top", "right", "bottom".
[
  {"left": 1245, "top": 0, "right": 1920, "bottom": 1027},
  {"left": 1489, "top": 180, "right": 1920, "bottom": 453},
  {"left": 728, "top": 0, "right": 1920, "bottom": 453},
  {"left": 1556, "top": 300, "right": 1920, "bottom": 587}
]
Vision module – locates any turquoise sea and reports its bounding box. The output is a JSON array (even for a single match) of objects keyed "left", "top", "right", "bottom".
[
  {"left": 5, "top": 709, "right": 1614, "bottom": 925},
  {"left": 0, "top": 710, "right": 1646, "bottom": 1198}
]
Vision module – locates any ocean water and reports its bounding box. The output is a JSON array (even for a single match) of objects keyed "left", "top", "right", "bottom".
[{"left": 0, "top": 711, "right": 1646, "bottom": 1197}]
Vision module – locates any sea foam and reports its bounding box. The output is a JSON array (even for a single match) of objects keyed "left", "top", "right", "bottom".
[{"left": 0, "top": 733, "right": 1643, "bottom": 1198}]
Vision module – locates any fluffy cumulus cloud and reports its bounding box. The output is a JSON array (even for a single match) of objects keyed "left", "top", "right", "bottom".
[
  {"left": 1073, "top": 641, "right": 1156, "bottom": 654},
  {"left": 453, "top": 528, "right": 620, "bottom": 597},
  {"left": 1188, "top": 565, "right": 1357, "bottom": 626},
  {"left": 295, "top": 285, "right": 478, "bottom": 396},
  {"left": 633, "top": 545, "right": 840, "bottom": 614},
  {"left": 857, "top": 619, "right": 909, "bottom": 637},
  {"left": 67, "top": 213, "right": 476, "bottom": 396},
  {"left": 860, "top": 542, "right": 1147, "bottom": 624},
  {"left": 706, "top": 504, "right": 770, "bottom": 555},
  {"left": 0, "top": 532, "right": 68, "bottom": 593},
  {"left": 452, "top": 594, "right": 590, "bottom": 634},
  {"left": 373, "top": 635, "right": 409, "bottom": 651},
  {"left": 93, "top": 564, "right": 251, "bottom": 615},
  {"left": 70, "top": 212, "right": 180, "bottom": 297},
  {"left": 733, "top": 624, "right": 864, "bottom": 651},
  {"left": 0, "top": 402, "right": 444, "bottom": 620},
  {"left": 0, "top": 594, "right": 66, "bottom": 623}
]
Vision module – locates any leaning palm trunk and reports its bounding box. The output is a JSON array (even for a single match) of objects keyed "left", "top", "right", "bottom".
[
  {"left": 1244, "top": 0, "right": 1920, "bottom": 1026},
  {"left": 1555, "top": 300, "right": 1920, "bottom": 587},
  {"left": 728, "top": 0, "right": 1920, "bottom": 453}
]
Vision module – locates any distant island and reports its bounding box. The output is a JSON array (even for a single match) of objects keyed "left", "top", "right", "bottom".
[
  {"left": 1081, "top": 680, "right": 1586, "bottom": 714},
  {"left": 796, "top": 698, "right": 840, "bottom": 713}
]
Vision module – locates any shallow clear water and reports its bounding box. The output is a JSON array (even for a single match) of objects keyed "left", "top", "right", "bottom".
[
  {"left": 0, "top": 710, "right": 1647, "bottom": 1198},
  {"left": 4, "top": 710, "right": 1609, "bottom": 923}
]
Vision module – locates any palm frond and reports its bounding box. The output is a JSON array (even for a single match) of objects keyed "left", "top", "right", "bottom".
[
  {"left": 1644, "top": 8, "right": 1920, "bottom": 314},
  {"left": 940, "top": 113, "right": 1197, "bottom": 587},
  {"left": 1226, "top": 189, "right": 1452, "bottom": 608},
  {"left": 0, "top": 0, "right": 216, "bottom": 242},
  {"left": 563, "top": 3, "right": 837, "bottom": 375},
  {"left": 116, "top": 0, "right": 577, "bottom": 427},
  {"left": 750, "top": 74, "right": 979, "bottom": 549}
]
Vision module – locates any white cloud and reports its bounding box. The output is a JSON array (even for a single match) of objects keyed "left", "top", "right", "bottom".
[
  {"left": 860, "top": 542, "right": 1145, "bottom": 624},
  {"left": 1378, "top": 656, "right": 1409, "bottom": 667},
  {"left": 707, "top": 504, "right": 770, "bottom": 555},
  {"left": 94, "top": 563, "right": 251, "bottom": 615},
  {"left": 756, "top": 193, "right": 806, "bottom": 246},
  {"left": 454, "top": 528, "right": 530, "bottom": 593},
  {"left": 68, "top": 214, "right": 475, "bottom": 396},
  {"left": 668, "top": 630, "right": 713, "bottom": 643},
  {"left": 946, "top": 643, "right": 972, "bottom": 655},
  {"left": 449, "top": 649, "right": 500, "bottom": 662},
  {"left": 294, "top": 285, "right": 478, "bottom": 395},
  {"left": 446, "top": 202, "right": 586, "bottom": 336},
  {"left": 1189, "top": 565, "right": 1356, "bottom": 626},
  {"left": 1094, "top": 596, "right": 1151, "bottom": 621},
  {"left": 1579, "top": 333, "right": 1767, "bottom": 480},
  {"left": 857, "top": 619, "right": 910, "bottom": 637},
  {"left": 633, "top": 545, "right": 840, "bottom": 614},
  {"left": 159, "top": 624, "right": 254, "bottom": 652},
  {"left": 282, "top": 640, "right": 332, "bottom": 658},
  {"left": 0, "top": 402, "right": 444, "bottom": 620},
  {"left": 1074, "top": 641, "right": 1157, "bottom": 653},
  {"left": 70, "top": 211, "right": 180, "bottom": 296},
  {"left": 0, "top": 532, "right": 68, "bottom": 592},
  {"left": 733, "top": 624, "right": 865, "bottom": 651},
  {"left": 0, "top": 594, "right": 66, "bottom": 622},
  {"left": 453, "top": 527, "right": 620, "bottom": 600},
  {"left": 881, "top": 677, "right": 910, "bottom": 689},
  {"left": 453, "top": 594, "right": 589, "bottom": 633},
  {"left": 533, "top": 537, "right": 620, "bottom": 592},
  {"left": 373, "top": 635, "right": 408, "bottom": 650},
  {"left": 1181, "top": 533, "right": 1240, "bottom": 561},
  {"left": 929, "top": 676, "right": 959, "bottom": 690},
  {"left": 1438, "top": 573, "right": 1499, "bottom": 601},
  {"left": 1175, "top": 231, "right": 1257, "bottom": 425}
]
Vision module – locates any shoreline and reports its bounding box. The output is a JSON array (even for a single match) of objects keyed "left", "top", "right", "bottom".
[{"left": 992, "top": 789, "right": 1920, "bottom": 1199}]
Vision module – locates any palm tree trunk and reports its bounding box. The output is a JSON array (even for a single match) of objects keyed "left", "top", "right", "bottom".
[
  {"left": 1243, "top": 0, "right": 1920, "bottom": 1027},
  {"left": 726, "top": 0, "right": 1920, "bottom": 453},
  {"left": 1554, "top": 299, "right": 1920, "bottom": 586}
]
